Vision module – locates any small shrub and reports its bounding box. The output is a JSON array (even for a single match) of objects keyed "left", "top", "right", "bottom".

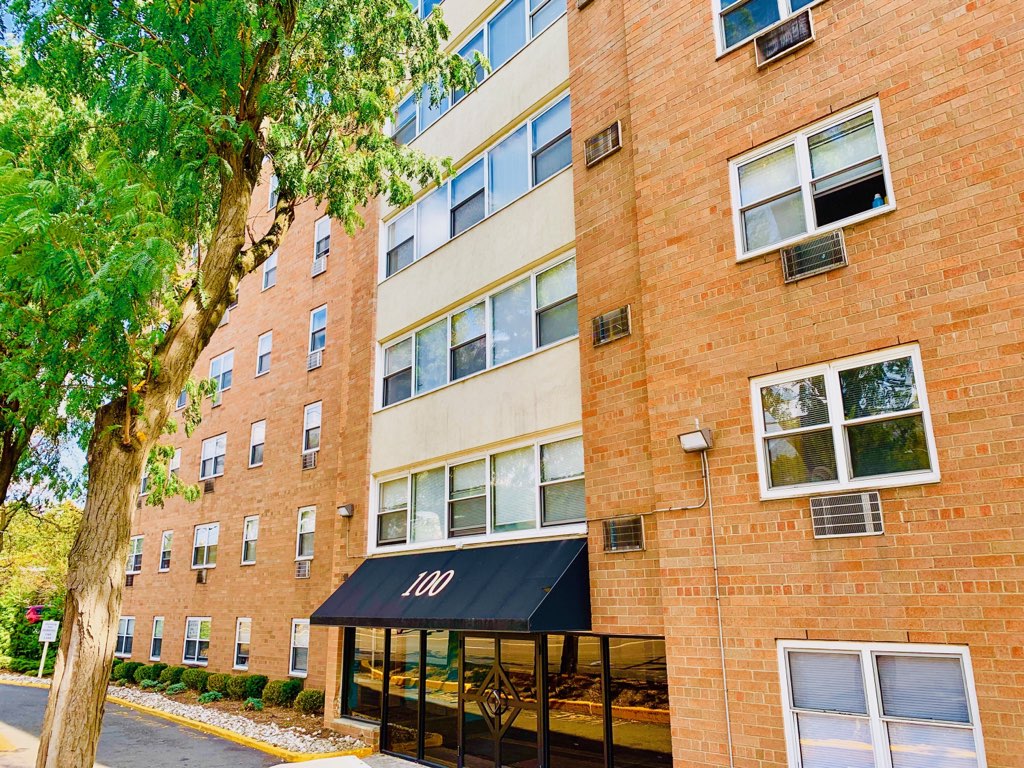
[
  {"left": 159, "top": 666, "right": 185, "bottom": 685},
  {"left": 150, "top": 663, "right": 168, "bottom": 679},
  {"left": 262, "top": 678, "right": 303, "bottom": 707},
  {"left": 140, "top": 679, "right": 160, "bottom": 689},
  {"left": 207, "top": 673, "right": 231, "bottom": 694},
  {"left": 226, "top": 675, "right": 249, "bottom": 700},
  {"left": 245, "top": 674, "right": 268, "bottom": 700},
  {"left": 109, "top": 660, "right": 121, "bottom": 681},
  {"left": 181, "top": 668, "right": 209, "bottom": 692},
  {"left": 294, "top": 689, "right": 325, "bottom": 715},
  {"left": 112, "top": 662, "right": 131, "bottom": 682},
  {"left": 119, "top": 662, "right": 143, "bottom": 685},
  {"left": 134, "top": 665, "right": 157, "bottom": 685},
  {"left": 198, "top": 690, "right": 223, "bottom": 704},
  {"left": 155, "top": 682, "right": 169, "bottom": 691},
  {"left": 242, "top": 697, "right": 264, "bottom": 712},
  {"left": 165, "top": 682, "right": 187, "bottom": 695}
]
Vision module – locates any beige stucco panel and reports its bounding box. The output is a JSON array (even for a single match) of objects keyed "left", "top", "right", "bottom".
[
  {"left": 377, "top": 168, "right": 575, "bottom": 341},
  {"left": 370, "top": 340, "right": 582, "bottom": 474}
]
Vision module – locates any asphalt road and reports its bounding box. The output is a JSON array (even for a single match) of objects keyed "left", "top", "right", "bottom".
[{"left": 0, "top": 684, "right": 280, "bottom": 768}]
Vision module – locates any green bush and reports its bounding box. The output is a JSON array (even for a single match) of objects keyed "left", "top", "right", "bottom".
[
  {"left": 293, "top": 689, "right": 325, "bottom": 715},
  {"left": 207, "top": 673, "right": 230, "bottom": 694},
  {"left": 9, "top": 655, "right": 54, "bottom": 675},
  {"left": 165, "top": 682, "right": 187, "bottom": 695},
  {"left": 158, "top": 665, "right": 185, "bottom": 684},
  {"left": 245, "top": 674, "right": 268, "bottom": 699},
  {"left": 262, "top": 678, "right": 303, "bottom": 707},
  {"left": 134, "top": 665, "right": 159, "bottom": 685},
  {"left": 242, "top": 697, "right": 263, "bottom": 712},
  {"left": 181, "top": 668, "right": 209, "bottom": 692},
  {"left": 112, "top": 662, "right": 131, "bottom": 681},
  {"left": 198, "top": 690, "right": 223, "bottom": 704},
  {"left": 150, "top": 662, "right": 168, "bottom": 678},
  {"left": 0, "top": 599, "right": 63, "bottom": 668},
  {"left": 118, "top": 661, "right": 143, "bottom": 685},
  {"left": 140, "top": 679, "right": 160, "bottom": 689},
  {"left": 226, "top": 675, "right": 249, "bottom": 700}
]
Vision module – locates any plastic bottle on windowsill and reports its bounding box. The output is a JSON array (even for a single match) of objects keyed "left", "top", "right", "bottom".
[{"left": 872, "top": 193, "right": 884, "bottom": 208}]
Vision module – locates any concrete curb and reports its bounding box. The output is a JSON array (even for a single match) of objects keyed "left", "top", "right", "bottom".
[{"left": 0, "top": 679, "right": 374, "bottom": 764}]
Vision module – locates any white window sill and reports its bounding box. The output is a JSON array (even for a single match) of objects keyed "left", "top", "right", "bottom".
[
  {"left": 233, "top": 665, "right": 249, "bottom": 672},
  {"left": 199, "top": 473, "right": 224, "bottom": 481},
  {"left": 114, "top": 653, "right": 132, "bottom": 660},
  {"left": 149, "top": 656, "right": 161, "bottom": 663},
  {"left": 241, "top": 561, "right": 256, "bottom": 567},
  {"left": 295, "top": 556, "right": 314, "bottom": 563},
  {"left": 255, "top": 370, "right": 270, "bottom": 378},
  {"left": 158, "top": 569, "right": 170, "bottom": 574},
  {"left": 183, "top": 661, "right": 208, "bottom": 667},
  {"left": 289, "top": 671, "right": 308, "bottom": 679},
  {"left": 759, "top": 469, "right": 941, "bottom": 501},
  {"left": 190, "top": 564, "right": 216, "bottom": 570},
  {"left": 126, "top": 571, "right": 141, "bottom": 576},
  {"left": 248, "top": 463, "right": 263, "bottom": 469},
  {"left": 736, "top": 204, "right": 894, "bottom": 263},
  {"left": 367, "top": 524, "right": 587, "bottom": 557}
]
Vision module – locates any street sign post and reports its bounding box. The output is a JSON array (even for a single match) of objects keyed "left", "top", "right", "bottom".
[{"left": 37, "top": 620, "right": 59, "bottom": 678}]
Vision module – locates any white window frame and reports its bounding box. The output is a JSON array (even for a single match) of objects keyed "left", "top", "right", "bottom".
[
  {"left": 262, "top": 250, "right": 278, "bottom": 291},
  {"left": 777, "top": 639, "right": 987, "bottom": 768},
  {"left": 249, "top": 420, "right": 266, "bottom": 468},
  {"left": 302, "top": 402, "right": 322, "bottom": 456},
  {"left": 295, "top": 506, "right": 316, "bottom": 561},
  {"left": 389, "top": 0, "right": 566, "bottom": 144},
  {"left": 369, "top": 431, "right": 586, "bottom": 555},
  {"left": 191, "top": 522, "right": 219, "bottom": 569},
  {"left": 150, "top": 617, "right": 164, "bottom": 662},
  {"left": 268, "top": 173, "right": 279, "bottom": 209},
  {"left": 209, "top": 350, "right": 234, "bottom": 401},
  {"left": 713, "top": 0, "right": 825, "bottom": 55},
  {"left": 175, "top": 389, "right": 187, "bottom": 410},
  {"left": 241, "top": 515, "right": 259, "bottom": 565},
  {"left": 199, "top": 433, "right": 227, "bottom": 480},
  {"left": 115, "top": 616, "right": 135, "bottom": 659},
  {"left": 126, "top": 535, "right": 144, "bottom": 575},
  {"left": 381, "top": 92, "right": 572, "bottom": 281},
  {"left": 139, "top": 469, "right": 149, "bottom": 496},
  {"left": 289, "top": 619, "right": 310, "bottom": 678},
  {"left": 730, "top": 99, "right": 895, "bottom": 261},
  {"left": 313, "top": 216, "right": 331, "bottom": 263},
  {"left": 750, "top": 343, "right": 940, "bottom": 500},
  {"left": 158, "top": 530, "right": 173, "bottom": 572},
  {"left": 256, "top": 331, "right": 272, "bottom": 376},
  {"left": 182, "top": 616, "right": 211, "bottom": 666},
  {"left": 234, "top": 617, "right": 252, "bottom": 670},
  {"left": 309, "top": 306, "right": 327, "bottom": 354},
  {"left": 377, "top": 253, "right": 578, "bottom": 409},
  {"left": 169, "top": 448, "right": 181, "bottom": 477}
]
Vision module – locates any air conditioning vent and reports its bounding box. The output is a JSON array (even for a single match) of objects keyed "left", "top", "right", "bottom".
[
  {"left": 295, "top": 560, "right": 311, "bottom": 579},
  {"left": 592, "top": 305, "right": 631, "bottom": 347},
  {"left": 203, "top": 478, "right": 215, "bottom": 494},
  {"left": 584, "top": 121, "right": 622, "bottom": 167},
  {"left": 780, "top": 229, "right": 847, "bottom": 282},
  {"left": 311, "top": 255, "right": 327, "bottom": 277},
  {"left": 755, "top": 9, "right": 814, "bottom": 67},
  {"left": 307, "top": 349, "right": 323, "bottom": 371},
  {"left": 196, "top": 568, "right": 208, "bottom": 585},
  {"left": 125, "top": 574, "right": 135, "bottom": 587},
  {"left": 302, "top": 451, "right": 318, "bottom": 470},
  {"left": 602, "top": 516, "right": 644, "bottom": 552},
  {"left": 810, "top": 491, "right": 883, "bottom": 538}
]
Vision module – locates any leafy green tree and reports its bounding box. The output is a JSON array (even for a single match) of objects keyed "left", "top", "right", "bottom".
[{"left": 2, "top": 0, "right": 476, "bottom": 764}]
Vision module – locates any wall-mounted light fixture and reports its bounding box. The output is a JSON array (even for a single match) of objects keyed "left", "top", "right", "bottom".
[
  {"left": 337, "top": 504, "right": 354, "bottom": 517},
  {"left": 679, "top": 427, "right": 713, "bottom": 453}
]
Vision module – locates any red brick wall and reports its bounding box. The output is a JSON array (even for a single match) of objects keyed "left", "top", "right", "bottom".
[{"left": 569, "top": 0, "right": 1024, "bottom": 764}]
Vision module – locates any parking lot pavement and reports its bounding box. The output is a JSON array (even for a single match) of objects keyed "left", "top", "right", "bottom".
[{"left": 0, "top": 683, "right": 280, "bottom": 768}]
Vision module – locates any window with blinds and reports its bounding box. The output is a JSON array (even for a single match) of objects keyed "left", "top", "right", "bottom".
[{"left": 780, "top": 642, "right": 984, "bottom": 768}]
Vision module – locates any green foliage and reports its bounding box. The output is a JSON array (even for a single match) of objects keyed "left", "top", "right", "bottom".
[
  {"left": 164, "top": 682, "right": 187, "bottom": 695},
  {"left": 197, "top": 690, "right": 223, "bottom": 704},
  {"left": 206, "top": 673, "right": 230, "bottom": 694},
  {"left": 293, "top": 688, "right": 325, "bottom": 715},
  {"left": 112, "top": 662, "right": 130, "bottom": 682},
  {"left": 262, "top": 678, "right": 304, "bottom": 707},
  {"left": 140, "top": 679, "right": 160, "bottom": 689},
  {"left": 0, "top": 594, "right": 63, "bottom": 668},
  {"left": 180, "top": 668, "right": 209, "bottom": 692},
  {"left": 158, "top": 665, "right": 185, "bottom": 684},
  {"left": 245, "top": 674, "right": 268, "bottom": 699},
  {"left": 134, "top": 664, "right": 158, "bottom": 685},
  {"left": 117, "top": 662, "right": 143, "bottom": 685},
  {"left": 242, "top": 697, "right": 263, "bottom": 712},
  {"left": 226, "top": 675, "right": 249, "bottom": 700}
]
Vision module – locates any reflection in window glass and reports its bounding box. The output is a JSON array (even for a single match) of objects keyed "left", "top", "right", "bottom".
[
  {"left": 491, "top": 278, "right": 533, "bottom": 365},
  {"left": 415, "top": 319, "right": 448, "bottom": 395},
  {"left": 541, "top": 437, "right": 585, "bottom": 524},
  {"left": 386, "top": 630, "right": 420, "bottom": 758},
  {"left": 548, "top": 635, "right": 604, "bottom": 768},
  {"left": 492, "top": 446, "right": 537, "bottom": 532},
  {"left": 418, "top": 185, "right": 450, "bottom": 257},
  {"left": 608, "top": 637, "right": 672, "bottom": 768},
  {"left": 343, "top": 627, "right": 385, "bottom": 721},
  {"left": 423, "top": 631, "right": 459, "bottom": 767},
  {"left": 532, "top": 96, "right": 572, "bottom": 184},
  {"left": 536, "top": 258, "right": 578, "bottom": 346},
  {"left": 454, "top": 32, "right": 485, "bottom": 104},
  {"left": 412, "top": 468, "right": 445, "bottom": 543},
  {"left": 488, "top": 0, "right": 527, "bottom": 70},
  {"left": 489, "top": 126, "right": 529, "bottom": 213}
]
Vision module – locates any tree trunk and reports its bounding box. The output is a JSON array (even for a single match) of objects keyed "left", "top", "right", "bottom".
[{"left": 35, "top": 400, "right": 146, "bottom": 768}]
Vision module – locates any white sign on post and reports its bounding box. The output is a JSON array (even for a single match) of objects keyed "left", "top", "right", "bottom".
[{"left": 37, "top": 620, "right": 59, "bottom": 678}]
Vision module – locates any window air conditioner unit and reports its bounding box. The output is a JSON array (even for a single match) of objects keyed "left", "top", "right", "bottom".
[
  {"left": 203, "top": 478, "right": 215, "bottom": 494},
  {"left": 295, "top": 560, "right": 311, "bottom": 579},
  {"left": 592, "top": 305, "right": 631, "bottom": 347},
  {"left": 584, "top": 121, "right": 622, "bottom": 167},
  {"left": 307, "top": 349, "right": 323, "bottom": 371},
  {"left": 755, "top": 9, "right": 814, "bottom": 68},
  {"left": 311, "top": 256, "right": 327, "bottom": 277},
  {"left": 809, "top": 491, "right": 883, "bottom": 539},
  {"left": 196, "top": 568, "right": 208, "bottom": 585},
  {"left": 125, "top": 574, "right": 135, "bottom": 588},
  {"left": 302, "top": 451, "right": 318, "bottom": 470},
  {"left": 602, "top": 516, "right": 645, "bottom": 552},
  {"left": 780, "top": 229, "right": 847, "bottom": 282}
]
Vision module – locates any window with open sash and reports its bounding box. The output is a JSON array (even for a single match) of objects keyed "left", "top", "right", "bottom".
[
  {"left": 296, "top": 506, "right": 316, "bottom": 560},
  {"left": 716, "top": 0, "right": 817, "bottom": 52},
  {"left": 752, "top": 346, "right": 938, "bottom": 499},
  {"left": 302, "top": 402, "right": 321, "bottom": 455},
  {"left": 159, "top": 531, "right": 173, "bottom": 571},
  {"left": 268, "top": 174, "right": 279, "bottom": 209},
  {"left": 450, "top": 303, "right": 486, "bottom": 381},
  {"left": 383, "top": 95, "right": 572, "bottom": 277},
  {"left": 779, "top": 641, "right": 986, "bottom": 768},
  {"left": 169, "top": 448, "right": 181, "bottom": 477},
  {"left": 209, "top": 350, "right": 234, "bottom": 403},
  {"left": 262, "top": 250, "right": 278, "bottom": 290},
  {"left": 309, "top": 306, "right": 327, "bottom": 353},
  {"left": 256, "top": 332, "right": 272, "bottom": 376},
  {"left": 126, "top": 536, "right": 143, "bottom": 574},
  {"left": 176, "top": 389, "right": 187, "bottom": 409},
  {"left": 382, "top": 339, "right": 413, "bottom": 406},
  {"left": 199, "top": 434, "right": 226, "bottom": 479},
  {"left": 313, "top": 217, "right": 331, "bottom": 264},
  {"left": 290, "top": 620, "right": 310, "bottom": 677},
  {"left": 115, "top": 617, "right": 135, "bottom": 658},
  {"left": 241, "top": 516, "right": 259, "bottom": 564},
  {"left": 183, "top": 617, "right": 211, "bottom": 665},
  {"left": 731, "top": 101, "right": 893, "bottom": 259},
  {"left": 150, "top": 617, "right": 163, "bottom": 661},
  {"left": 235, "top": 618, "right": 251, "bottom": 669},
  {"left": 192, "top": 523, "right": 219, "bottom": 568},
  {"left": 249, "top": 420, "right": 266, "bottom": 467}
]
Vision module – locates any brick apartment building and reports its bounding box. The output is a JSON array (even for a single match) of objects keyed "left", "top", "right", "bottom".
[{"left": 118, "top": 0, "right": 1023, "bottom": 765}]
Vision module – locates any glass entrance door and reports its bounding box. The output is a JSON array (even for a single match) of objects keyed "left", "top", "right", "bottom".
[{"left": 461, "top": 636, "right": 540, "bottom": 768}]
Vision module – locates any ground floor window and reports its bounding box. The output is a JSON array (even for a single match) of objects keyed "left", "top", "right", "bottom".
[
  {"left": 183, "top": 617, "right": 211, "bottom": 665},
  {"left": 779, "top": 640, "right": 985, "bottom": 768},
  {"left": 115, "top": 617, "right": 135, "bottom": 658},
  {"left": 150, "top": 617, "right": 163, "bottom": 661},
  {"left": 339, "top": 629, "right": 671, "bottom": 768},
  {"left": 290, "top": 619, "right": 310, "bottom": 677}
]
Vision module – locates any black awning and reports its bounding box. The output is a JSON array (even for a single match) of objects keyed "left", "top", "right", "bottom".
[{"left": 311, "top": 538, "right": 590, "bottom": 633}]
